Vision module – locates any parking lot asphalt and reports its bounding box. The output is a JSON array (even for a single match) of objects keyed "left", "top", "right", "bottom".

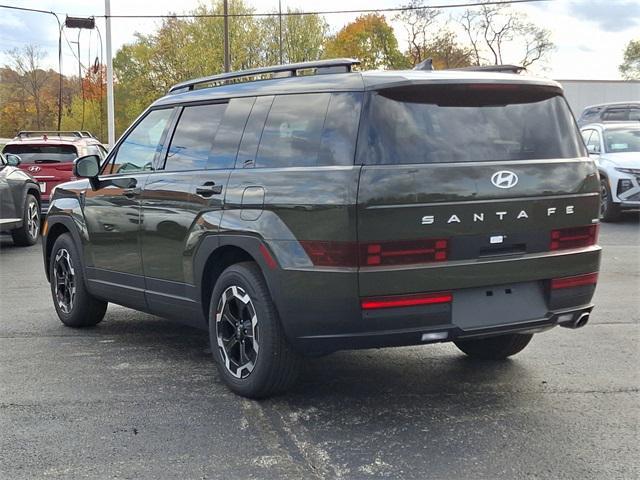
[{"left": 0, "top": 216, "right": 638, "bottom": 480}]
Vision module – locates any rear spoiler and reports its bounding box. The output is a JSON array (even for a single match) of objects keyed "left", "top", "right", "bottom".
[{"left": 413, "top": 59, "right": 526, "bottom": 75}]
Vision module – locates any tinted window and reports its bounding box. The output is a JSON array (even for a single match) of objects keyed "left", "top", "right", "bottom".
[
  {"left": 106, "top": 108, "right": 173, "bottom": 175},
  {"left": 3, "top": 144, "right": 77, "bottom": 163},
  {"left": 208, "top": 97, "right": 254, "bottom": 169},
  {"left": 318, "top": 93, "right": 363, "bottom": 166},
  {"left": 629, "top": 108, "right": 640, "bottom": 121},
  {"left": 256, "top": 93, "right": 330, "bottom": 168},
  {"left": 237, "top": 96, "right": 273, "bottom": 168},
  {"left": 359, "top": 85, "right": 585, "bottom": 164},
  {"left": 602, "top": 108, "right": 628, "bottom": 121},
  {"left": 164, "top": 103, "right": 227, "bottom": 171}
]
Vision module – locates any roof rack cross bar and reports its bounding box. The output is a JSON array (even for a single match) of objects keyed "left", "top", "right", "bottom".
[
  {"left": 15, "top": 130, "right": 96, "bottom": 139},
  {"left": 168, "top": 58, "right": 360, "bottom": 94}
]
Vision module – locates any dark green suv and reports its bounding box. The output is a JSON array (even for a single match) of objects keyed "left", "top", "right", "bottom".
[{"left": 43, "top": 59, "right": 601, "bottom": 398}]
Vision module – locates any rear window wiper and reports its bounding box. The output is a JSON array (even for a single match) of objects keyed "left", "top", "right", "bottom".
[{"left": 33, "top": 159, "right": 61, "bottom": 163}]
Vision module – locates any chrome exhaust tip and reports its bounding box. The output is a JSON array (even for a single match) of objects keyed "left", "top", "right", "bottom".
[{"left": 559, "top": 311, "right": 590, "bottom": 329}]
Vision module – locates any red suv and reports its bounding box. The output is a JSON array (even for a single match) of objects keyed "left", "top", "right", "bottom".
[{"left": 2, "top": 131, "right": 108, "bottom": 212}]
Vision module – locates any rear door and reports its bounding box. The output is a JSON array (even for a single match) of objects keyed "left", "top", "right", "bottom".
[
  {"left": 356, "top": 83, "right": 599, "bottom": 299},
  {"left": 140, "top": 100, "right": 236, "bottom": 319}
]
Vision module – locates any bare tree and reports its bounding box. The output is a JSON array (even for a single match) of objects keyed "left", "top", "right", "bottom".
[
  {"left": 7, "top": 45, "right": 48, "bottom": 128},
  {"left": 458, "top": 4, "right": 554, "bottom": 68},
  {"left": 395, "top": 0, "right": 441, "bottom": 66}
]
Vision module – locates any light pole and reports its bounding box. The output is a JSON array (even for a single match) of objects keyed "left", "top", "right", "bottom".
[
  {"left": 223, "top": 0, "right": 230, "bottom": 72},
  {"left": 105, "top": 0, "right": 115, "bottom": 147}
]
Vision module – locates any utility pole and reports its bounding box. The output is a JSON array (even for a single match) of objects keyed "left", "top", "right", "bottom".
[
  {"left": 105, "top": 0, "right": 115, "bottom": 147},
  {"left": 223, "top": 0, "right": 230, "bottom": 72},
  {"left": 278, "top": 0, "right": 283, "bottom": 64}
]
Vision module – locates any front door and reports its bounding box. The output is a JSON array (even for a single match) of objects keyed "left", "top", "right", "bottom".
[{"left": 83, "top": 107, "right": 175, "bottom": 309}]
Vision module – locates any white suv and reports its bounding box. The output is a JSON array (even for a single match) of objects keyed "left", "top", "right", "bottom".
[{"left": 581, "top": 123, "right": 640, "bottom": 221}]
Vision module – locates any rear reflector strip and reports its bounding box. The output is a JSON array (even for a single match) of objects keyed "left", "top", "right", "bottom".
[
  {"left": 361, "top": 239, "right": 448, "bottom": 266},
  {"left": 361, "top": 291, "right": 452, "bottom": 310},
  {"left": 550, "top": 272, "right": 598, "bottom": 290},
  {"left": 300, "top": 238, "right": 449, "bottom": 268},
  {"left": 550, "top": 225, "right": 598, "bottom": 251}
]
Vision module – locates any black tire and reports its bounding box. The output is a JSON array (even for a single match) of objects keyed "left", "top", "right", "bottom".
[
  {"left": 209, "top": 262, "right": 301, "bottom": 398},
  {"left": 454, "top": 333, "right": 533, "bottom": 360},
  {"left": 49, "top": 233, "right": 108, "bottom": 328},
  {"left": 600, "top": 177, "right": 622, "bottom": 222},
  {"left": 11, "top": 193, "right": 40, "bottom": 246}
]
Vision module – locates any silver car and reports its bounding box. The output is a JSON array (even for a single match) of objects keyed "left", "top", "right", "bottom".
[
  {"left": 0, "top": 153, "right": 42, "bottom": 246},
  {"left": 581, "top": 123, "right": 640, "bottom": 221}
]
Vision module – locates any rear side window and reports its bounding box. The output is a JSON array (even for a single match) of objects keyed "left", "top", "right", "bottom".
[
  {"left": 602, "top": 108, "right": 629, "bottom": 121},
  {"left": 164, "top": 103, "right": 227, "bottom": 171},
  {"left": 256, "top": 93, "right": 331, "bottom": 168},
  {"left": 358, "top": 84, "right": 586, "bottom": 165},
  {"left": 3, "top": 144, "right": 77, "bottom": 163},
  {"left": 208, "top": 97, "right": 254, "bottom": 169}
]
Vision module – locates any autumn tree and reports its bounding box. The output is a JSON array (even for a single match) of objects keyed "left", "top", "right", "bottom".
[
  {"left": 261, "top": 9, "right": 328, "bottom": 64},
  {"left": 619, "top": 39, "right": 640, "bottom": 80},
  {"left": 394, "top": 1, "right": 472, "bottom": 69},
  {"left": 324, "top": 14, "right": 408, "bottom": 70},
  {"left": 7, "top": 45, "right": 49, "bottom": 128},
  {"left": 458, "top": 4, "right": 553, "bottom": 68}
]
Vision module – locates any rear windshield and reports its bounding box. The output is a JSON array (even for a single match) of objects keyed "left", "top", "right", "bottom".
[
  {"left": 2, "top": 144, "right": 78, "bottom": 163},
  {"left": 358, "top": 84, "right": 585, "bottom": 165}
]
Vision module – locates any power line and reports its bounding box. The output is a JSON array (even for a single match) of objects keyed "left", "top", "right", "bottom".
[{"left": 1, "top": 0, "right": 550, "bottom": 20}]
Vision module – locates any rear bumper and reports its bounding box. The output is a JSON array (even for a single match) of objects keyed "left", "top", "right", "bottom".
[
  {"left": 295, "top": 304, "right": 594, "bottom": 354},
  {"left": 273, "top": 248, "right": 601, "bottom": 355}
]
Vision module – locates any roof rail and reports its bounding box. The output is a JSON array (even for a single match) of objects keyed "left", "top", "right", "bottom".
[
  {"left": 168, "top": 58, "right": 361, "bottom": 94},
  {"left": 15, "top": 130, "right": 96, "bottom": 139},
  {"left": 451, "top": 65, "right": 526, "bottom": 74}
]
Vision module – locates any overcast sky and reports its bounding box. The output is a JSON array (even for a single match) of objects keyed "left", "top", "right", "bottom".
[{"left": 1, "top": 0, "right": 638, "bottom": 80}]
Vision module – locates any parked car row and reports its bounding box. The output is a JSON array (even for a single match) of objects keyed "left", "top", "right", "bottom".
[{"left": 0, "top": 131, "right": 108, "bottom": 247}]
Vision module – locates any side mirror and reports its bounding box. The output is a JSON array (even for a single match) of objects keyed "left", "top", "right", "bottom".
[
  {"left": 73, "top": 154, "right": 100, "bottom": 178},
  {"left": 5, "top": 154, "right": 21, "bottom": 166},
  {"left": 586, "top": 144, "right": 600, "bottom": 155}
]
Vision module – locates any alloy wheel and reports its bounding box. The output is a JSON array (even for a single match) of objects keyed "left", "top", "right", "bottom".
[
  {"left": 27, "top": 201, "right": 39, "bottom": 239},
  {"left": 215, "top": 285, "right": 259, "bottom": 379},
  {"left": 53, "top": 249, "right": 76, "bottom": 314},
  {"left": 600, "top": 180, "right": 608, "bottom": 218}
]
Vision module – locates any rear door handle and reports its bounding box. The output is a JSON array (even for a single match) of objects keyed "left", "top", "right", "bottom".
[
  {"left": 196, "top": 182, "right": 223, "bottom": 197},
  {"left": 123, "top": 187, "right": 141, "bottom": 198}
]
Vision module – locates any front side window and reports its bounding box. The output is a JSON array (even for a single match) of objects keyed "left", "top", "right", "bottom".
[
  {"left": 105, "top": 108, "right": 173, "bottom": 175},
  {"left": 586, "top": 130, "right": 601, "bottom": 153},
  {"left": 358, "top": 84, "right": 586, "bottom": 165},
  {"left": 256, "top": 93, "right": 330, "bottom": 168},
  {"left": 164, "top": 103, "right": 227, "bottom": 171}
]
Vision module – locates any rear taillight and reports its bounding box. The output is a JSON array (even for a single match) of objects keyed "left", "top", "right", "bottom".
[
  {"left": 550, "top": 272, "right": 598, "bottom": 290},
  {"left": 299, "top": 241, "right": 358, "bottom": 267},
  {"left": 550, "top": 225, "right": 598, "bottom": 251},
  {"left": 361, "top": 291, "right": 453, "bottom": 310},
  {"left": 361, "top": 239, "right": 448, "bottom": 266},
  {"left": 300, "top": 238, "right": 449, "bottom": 268}
]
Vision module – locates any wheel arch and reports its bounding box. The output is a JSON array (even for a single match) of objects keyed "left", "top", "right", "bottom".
[
  {"left": 43, "top": 216, "right": 84, "bottom": 282},
  {"left": 195, "top": 235, "right": 282, "bottom": 328}
]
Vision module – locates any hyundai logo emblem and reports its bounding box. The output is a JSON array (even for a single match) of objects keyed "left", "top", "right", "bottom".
[
  {"left": 491, "top": 170, "right": 518, "bottom": 189},
  {"left": 28, "top": 166, "right": 41, "bottom": 173}
]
